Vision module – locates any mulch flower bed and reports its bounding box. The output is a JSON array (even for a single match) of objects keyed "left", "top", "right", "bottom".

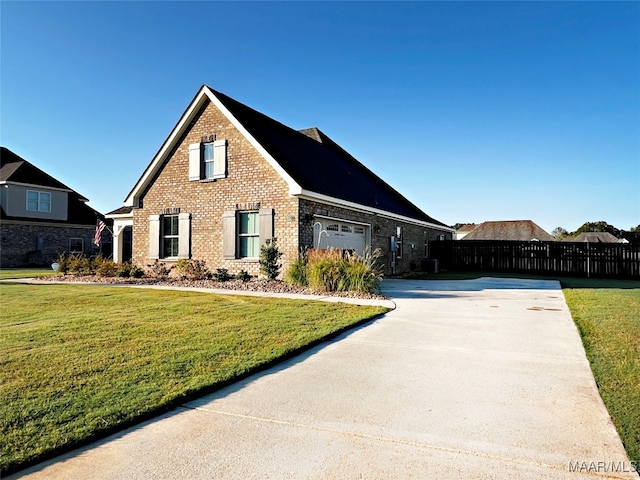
[{"left": 41, "top": 275, "right": 387, "bottom": 300}]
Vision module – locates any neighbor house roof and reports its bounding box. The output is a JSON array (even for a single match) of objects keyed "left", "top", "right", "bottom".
[
  {"left": 456, "top": 223, "right": 477, "bottom": 233},
  {"left": 0, "top": 146, "right": 103, "bottom": 225},
  {"left": 568, "top": 232, "right": 621, "bottom": 243},
  {"left": 462, "top": 220, "right": 555, "bottom": 241},
  {"left": 0, "top": 147, "right": 86, "bottom": 200},
  {"left": 122, "top": 86, "right": 452, "bottom": 231}
]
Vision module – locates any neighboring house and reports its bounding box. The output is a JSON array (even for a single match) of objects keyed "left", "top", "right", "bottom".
[
  {"left": 567, "top": 232, "right": 626, "bottom": 243},
  {"left": 454, "top": 223, "right": 477, "bottom": 240},
  {"left": 106, "top": 85, "right": 453, "bottom": 276},
  {"left": 0, "top": 147, "right": 110, "bottom": 267},
  {"left": 461, "top": 220, "right": 555, "bottom": 241}
]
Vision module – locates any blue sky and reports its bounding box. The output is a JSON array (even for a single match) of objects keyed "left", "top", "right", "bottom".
[{"left": 2, "top": 1, "right": 638, "bottom": 233}]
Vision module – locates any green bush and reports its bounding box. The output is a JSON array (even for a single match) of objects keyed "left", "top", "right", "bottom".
[
  {"left": 130, "top": 266, "right": 144, "bottom": 278},
  {"left": 236, "top": 270, "right": 251, "bottom": 282},
  {"left": 212, "top": 268, "right": 232, "bottom": 282},
  {"left": 115, "top": 263, "right": 132, "bottom": 278},
  {"left": 285, "top": 256, "right": 308, "bottom": 286},
  {"left": 259, "top": 238, "right": 282, "bottom": 281},
  {"left": 301, "top": 248, "right": 382, "bottom": 294}
]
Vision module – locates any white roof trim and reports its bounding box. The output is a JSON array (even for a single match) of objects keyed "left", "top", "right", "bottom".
[
  {"left": 125, "top": 86, "right": 303, "bottom": 207},
  {"left": 1, "top": 180, "right": 79, "bottom": 196},
  {"left": 298, "top": 189, "right": 455, "bottom": 232},
  {"left": 313, "top": 214, "right": 370, "bottom": 227},
  {"left": 105, "top": 212, "right": 134, "bottom": 220}
]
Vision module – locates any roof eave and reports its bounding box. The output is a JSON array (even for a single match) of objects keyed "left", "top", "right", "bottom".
[{"left": 297, "top": 189, "right": 454, "bottom": 232}]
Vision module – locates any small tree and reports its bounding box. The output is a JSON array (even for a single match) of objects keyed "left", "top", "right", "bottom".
[{"left": 260, "top": 238, "right": 282, "bottom": 281}]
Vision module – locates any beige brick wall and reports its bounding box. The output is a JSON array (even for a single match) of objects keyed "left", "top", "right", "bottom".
[{"left": 132, "top": 100, "right": 299, "bottom": 277}]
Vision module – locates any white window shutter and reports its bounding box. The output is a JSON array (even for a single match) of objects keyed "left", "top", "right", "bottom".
[
  {"left": 259, "top": 208, "right": 274, "bottom": 247},
  {"left": 149, "top": 215, "right": 160, "bottom": 259},
  {"left": 188, "top": 143, "right": 202, "bottom": 181},
  {"left": 178, "top": 213, "right": 191, "bottom": 259},
  {"left": 213, "top": 139, "right": 227, "bottom": 179},
  {"left": 222, "top": 211, "right": 236, "bottom": 259}
]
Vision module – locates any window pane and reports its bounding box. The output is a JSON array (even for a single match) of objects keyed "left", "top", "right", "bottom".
[
  {"left": 204, "top": 161, "right": 214, "bottom": 178},
  {"left": 39, "top": 193, "right": 51, "bottom": 212},
  {"left": 240, "top": 212, "right": 258, "bottom": 235},
  {"left": 163, "top": 238, "right": 179, "bottom": 257},
  {"left": 27, "top": 200, "right": 38, "bottom": 211},
  {"left": 204, "top": 143, "right": 214, "bottom": 161},
  {"left": 326, "top": 224, "right": 339, "bottom": 232},
  {"left": 163, "top": 215, "right": 178, "bottom": 235},
  {"left": 240, "top": 236, "right": 259, "bottom": 258}
]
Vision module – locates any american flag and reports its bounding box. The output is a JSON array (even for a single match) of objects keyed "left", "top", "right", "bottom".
[{"left": 94, "top": 220, "right": 106, "bottom": 247}]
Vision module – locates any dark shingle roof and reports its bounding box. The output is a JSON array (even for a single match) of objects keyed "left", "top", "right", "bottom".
[
  {"left": 1, "top": 147, "right": 74, "bottom": 192},
  {"left": 569, "top": 232, "right": 621, "bottom": 243},
  {"left": 462, "top": 220, "right": 555, "bottom": 241},
  {"left": 0, "top": 146, "right": 104, "bottom": 225},
  {"left": 210, "top": 88, "right": 449, "bottom": 228}
]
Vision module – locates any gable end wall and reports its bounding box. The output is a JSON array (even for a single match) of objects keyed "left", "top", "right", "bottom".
[{"left": 132, "top": 99, "right": 299, "bottom": 275}]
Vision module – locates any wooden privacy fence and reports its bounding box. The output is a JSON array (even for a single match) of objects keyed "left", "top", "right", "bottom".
[{"left": 430, "top": 240, "right": 640, "bottom": 279}]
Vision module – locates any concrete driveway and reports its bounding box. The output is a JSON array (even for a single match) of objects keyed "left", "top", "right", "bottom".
[{"left": 11, "top": 278, "right": 637, "bottom": 479}]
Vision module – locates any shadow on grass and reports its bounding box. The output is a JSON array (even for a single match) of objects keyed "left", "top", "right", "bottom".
[{"left": 405, "top": 271, "right": 640, "bottom": 290}]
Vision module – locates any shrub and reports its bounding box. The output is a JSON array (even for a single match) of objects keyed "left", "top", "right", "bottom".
[
  {"left": 212, "top": 268, "right": 232, "bottom": 282},
  {"left": 67, "top": 254, "right": 92, "bottom": 275},
  {"left": 175, "top": 259, "right": 211, "bottom": 280},
  {"left": 306, "top": 249, "right": 343, "bottom": 292},
  {"left": 259, "top": 238, "right": 282, "bottom": 281},
  {"left": 342, "top": 248, "right": 383, "bottom": 293},
  {"left": 130, "top": 266, "right": 144, "bottom": 278},
  {"left": 55, "top": 253, "right": 69, "bottom": 274},
  {"left": 116, "top": 263, "right": 132, "bottom": 278},
  {"left": 92, "top": 256, "right": 117, "bottom": 277},
  {"left": 285, "top": 256, "right": 308, "bottom": 286},
  {"left": 236, "top": 270, "right": 251, "bottom": 282},
  {"left": 304, "top": 247, "right": 382, "bottom": 294},
  {"left": 147, "top": 260, "right": 171, "bottom": 279}
]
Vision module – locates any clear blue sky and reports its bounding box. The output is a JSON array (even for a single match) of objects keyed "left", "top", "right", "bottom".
[{"left": 2, "top": 1, "right": 639, "bottom": 233}]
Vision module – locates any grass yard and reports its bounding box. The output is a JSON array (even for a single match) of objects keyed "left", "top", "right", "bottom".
[
  {"left": 0, "top": 283, "right": 389, "bottom": 474},
  {"left": 563, "top": 286, "right": 640, "bottom": 465},
  {"left": 0, "top": 268, "right": 56, "bottom": 280}
]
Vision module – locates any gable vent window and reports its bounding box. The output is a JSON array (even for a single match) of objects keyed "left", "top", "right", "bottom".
[
  {"left": 189, "top": 140, "right": 227, "bottom": 181},
  {"left": 27, "top": 190, "right": 51, "bottom": 212}
]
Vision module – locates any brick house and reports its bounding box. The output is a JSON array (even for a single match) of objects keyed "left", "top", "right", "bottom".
[
  {"left": 106, "top": 86, "right": 453, "bottom": 276},
  {"left": 1, "top": 147, "right": 110, "bottom": 267}
]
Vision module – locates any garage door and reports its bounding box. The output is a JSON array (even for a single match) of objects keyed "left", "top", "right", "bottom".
[{"left": 315, "top": 220, "right": 367, "bottom": 253}]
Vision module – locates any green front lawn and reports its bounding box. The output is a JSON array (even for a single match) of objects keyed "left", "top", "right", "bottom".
[
  {"left": 0, "top": 283, "right": 389, "bottom": 474},
  {"left": 563, "top": 286, "right": 640, "bottom": 465},
  {"left": 0, "top": 268, "right": 56, "bottom": 280}
]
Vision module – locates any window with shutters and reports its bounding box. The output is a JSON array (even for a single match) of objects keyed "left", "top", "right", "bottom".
[
  {"left": 189, "top": 140, "right": 227, "bottom": 181},
  {"left": 222, "top": 208, "right": 274, "bottom": 260},
  {"left": 203, "top": 143, "right": 215, "bottom": 179},
  {"left": 162, "top": 215, "right": 179, "bottom": 258},
  {"left": 239, "top": 212, "right": 259, "bottom": 258}
]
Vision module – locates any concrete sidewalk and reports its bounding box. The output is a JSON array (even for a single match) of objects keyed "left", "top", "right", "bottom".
[{"left": 10, "top": 278, "right": 638, "bottom": 479}]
